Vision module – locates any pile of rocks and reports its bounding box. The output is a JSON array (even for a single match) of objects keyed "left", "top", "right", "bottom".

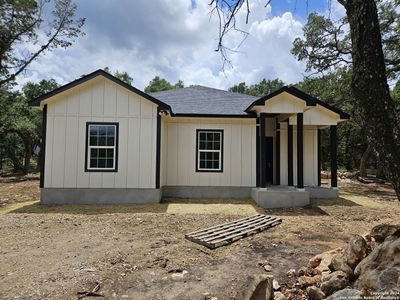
[{"left": 279, "top": 224, "right": 400, "bottom": 299}]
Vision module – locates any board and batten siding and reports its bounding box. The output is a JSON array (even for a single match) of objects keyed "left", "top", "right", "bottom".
[
  {"left": 164, "top": 117, "right": 257, "bottom": 187},
  {"left": 44, "top": 77, "right": 157, "bottom": 189},
  {"left": 279, "top": 122, "right": 318, "bottom": 186}
]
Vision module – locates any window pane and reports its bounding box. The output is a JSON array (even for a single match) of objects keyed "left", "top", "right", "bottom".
[
  {"left": 98, "top": 159, "right": 106, "bottom": 168},
  {"left": 106, "top": 126, "right": 115, "bottom": 137},
  {"left": 200, "top": 152, "right": 205, "bottom": 160},
  {"left": 214, "top": 161, "right": 220, "bottom": 169},
  {"left": 106, "top": 137, "right": 114, "bottom": 146},
  {"left": 199, "top": 141, "right": 205, "bottom": 149},
  {"left": 214, "top": 152, "right": 220, "bottom": 161},
  {"left": 106, "top": 159, "right": 114, "bottom": 168},
  {"left": 90, "top": 136, "right": 97, "bottom": 146},
  {"left": 90, "top": 148, "right": 98, "bottom": 158},
  {"left": 98, "top": 126, "right": 107, "bottom": 136},
  {"left": 90, "top": 126, "right": 98, "bottom": 136},
  {"left": 99, "top": 148, "right": 106, "bottom": 158},
  {"left": 206, "top": 160, "right": 213, "bottom": 169},
  {"left": 199, "top": 132, "right": 206, "bottom": 141},
  {"left": 106, "top": 149, "right": 114, "bottom": 158},
  {"left": 207, "top": 133, "right": 213, "bottom": 140},
  {"left": 90, "top": 159, "right": 97, "bottom": 168},
  {"left": 206, "top": 152, "right": 213, "bottom": 160},
  {"left": 98, "top": 136, "right": 107, "bottom": 146},
  {"left": 214, "top": 141, "right": 220, "bottom": 150},
  {"left": 200, "top": 160, "right": 205, "bottom": 168}
]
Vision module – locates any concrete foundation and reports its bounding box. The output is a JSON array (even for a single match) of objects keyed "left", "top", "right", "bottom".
[
  {"left": 307, "top": 187, "right": 339, "bottom": 198},
  {"left": 41, "top": 188, "right": 162, "bottom": 204},
  {"left": 162, "top": 186, "right": 252, "bottom": 199},
  {"left": 251, "top": 187, "right": 310, "bottom": 208}
]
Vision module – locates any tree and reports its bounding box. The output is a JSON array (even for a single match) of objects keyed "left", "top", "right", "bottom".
[
  {"left": 0, "top": 79, "right": 59, "bottom": 173},
  {"left": 103, "top": 67, "right": 133, "bottom": 85},
  {"left": 229, "top": 78, "right": 285, "bottom": 96},
  {"left": 0, "top": 0, "right": 85, "bottom": 86},
  {"left": 210, "top": 0, "right": 400, "bottom": 200},
  {"left": 144, "top": 76, "right": 184, "bottom": 93}
]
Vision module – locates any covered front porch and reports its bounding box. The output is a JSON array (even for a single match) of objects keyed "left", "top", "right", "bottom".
[{"left": 248, "top": 87, "right": 348, "bottom": 207}]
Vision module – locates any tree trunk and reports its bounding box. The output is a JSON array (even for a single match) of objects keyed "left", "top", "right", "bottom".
[
  {"left": 359, "top": 144, "right": 372, "bottom": 178},
  {"left": 23, "top": 147, "right": 31, "bottom": 175},
  {"left": 341, "top": 0, "right": 400, "bottom": 200},
  {"left": 22, "top": 138, "right": 32, "bottom": 175}
]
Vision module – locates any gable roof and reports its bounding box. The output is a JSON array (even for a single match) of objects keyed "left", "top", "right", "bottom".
[
  {"left": 29, "top": 69, "right": 171, "bottom": 110},
  {"left": 149, "top": 85, "right": 258, "bottom": 117},
  {"left": 29, "top": 70, "right": 349, "bottom": 120},
  {"left": 245, "top": 86, "right": 350, "bottom": 119}
]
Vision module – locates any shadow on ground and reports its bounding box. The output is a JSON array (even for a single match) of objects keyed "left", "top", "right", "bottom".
[
  {"left": 312, "top": 197, "right": 361, "bottom": 207},
  {"left": 5, "top": 198, "right": 264, "bottom": 216}
]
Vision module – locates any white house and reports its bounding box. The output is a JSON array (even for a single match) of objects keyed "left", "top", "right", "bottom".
[{"left": 30, "top": 70, "right": 349, "bottom": 208}]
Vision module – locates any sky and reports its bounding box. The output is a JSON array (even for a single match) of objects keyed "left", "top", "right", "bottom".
[{"left": 17, "top": 0, "right": 345, "bottom": 90}]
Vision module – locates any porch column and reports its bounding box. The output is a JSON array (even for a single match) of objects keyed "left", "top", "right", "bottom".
[
  {"left": 260, "top": 113, "right": 267, "bottom": 188},
  {"left": 275, "top": 118, "right": 280, "bottom": 185},
  {"left": 330, "top": 125, "right": 338, "bottom": 188},
  {"left": 287, "top": 120, "right": 294, "bottom": 186},
  {"left": 256, "top": 117, "right": 260, "bottom": 187},
  {"left": 297, "top": 113, "right": 304, "bottom": 189},
  {"left": 317, "top": 129, "right": 321, "bottom": 186}
]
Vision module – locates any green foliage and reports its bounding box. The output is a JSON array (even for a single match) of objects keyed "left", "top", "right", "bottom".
[
  {"left": 144, "top": 76, "right": 184, "bottom": 93},
  {"left": 229, "top": 78, "right": 285, "bottom": 97},
  {"left": 291, "top": 1, "right": 400, "bottom": 80},
  {"left": 103, "top": 67, "right": 133, "bottom": 85},
  {"left": 294, "top": 68, "right": 366, "bottom": 171},
  {"left": 0, "top": 79, "right": 59, "bottom": 173},
  {"left": 0, "top": 0, "right": 85, "bottom": 85}
]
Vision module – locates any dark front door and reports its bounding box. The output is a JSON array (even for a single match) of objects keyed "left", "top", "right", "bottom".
[{"left": 265, "top": 137, "right": 273, "bottom": 184}]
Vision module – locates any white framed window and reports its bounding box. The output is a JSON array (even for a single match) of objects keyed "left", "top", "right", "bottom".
[
  {"left": 196, "top": 129, "right": 223, "bottom": 172},
  {"left": 85, "top": 123, "right": 119, "bottom": 172}
]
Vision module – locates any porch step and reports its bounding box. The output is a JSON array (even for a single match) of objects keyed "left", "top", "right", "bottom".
[{"left": 185, "top": 214, "right": 282, "bottom": 249}]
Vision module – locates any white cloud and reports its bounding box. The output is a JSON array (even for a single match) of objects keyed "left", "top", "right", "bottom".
[{"left": 17, "top": 0, "right": 306, "bottom": 90}]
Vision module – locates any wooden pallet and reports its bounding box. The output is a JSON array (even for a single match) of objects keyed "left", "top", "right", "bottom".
[{"left": 185, "top": 214, "right": 282, "bottom": 249}]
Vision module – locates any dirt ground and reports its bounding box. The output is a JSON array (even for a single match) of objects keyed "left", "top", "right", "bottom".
[{"left": 0, "top": 177, "right": 399, "bottom": 300}]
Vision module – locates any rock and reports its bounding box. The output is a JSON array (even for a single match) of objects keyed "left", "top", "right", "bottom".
[
  {"left": 298, "top": 266, "right": 321, "bottom": 277},
  {"left": 306, "top": 286, "right": 325, "bottom": 300},
  {"left": 235, "top": 274, "right": 273, "bottom": 300},
  {"left": 272, "top": 279, "right": 280, "bottom": 291},
  {"left": 286, "top": 269, "right": 296, "bottom": 277},
  {"left": 170, "top": 270, "right": 188, "bottom": 280},
  {"left": 298, "top": 275, "right": 322, "bottom": 287},
  {"left": 370, "top": 224, "right": 400, "bottom": 243},
  {"left": 355, "top": 238, "right": 400, "bottom": 292},
  {"left": 328, "top": 254, "right": 353, "bottom": 277},
  {"left": 264, "top": 264, "right": 273, "bottom": 272},
  {"left": 320, "top": 271, "right": 349, "bottom": 296},
  {"left": 344, "top": 235, "right": 368, "bottom": 269},
  {"left": 325, "top": 288, "right": 362, "bottom": 300},
  {"left": 309, "top": 248, "right": 343, "bottom": 273},
  {"left": 273, "top": 291, "right": 286, "bottom": 300}
]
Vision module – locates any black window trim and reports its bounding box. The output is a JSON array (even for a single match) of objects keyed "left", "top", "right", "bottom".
[
  {"left": 85, "top": 122, "right": 119, "bottom": 172},
  {"left": 195, "top": 129, "right": 224, "bottom": 173}
]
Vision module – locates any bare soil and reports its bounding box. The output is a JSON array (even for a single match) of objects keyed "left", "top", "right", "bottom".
[{"left": 0, "top": 177, "right": 399, "bottom": 300}]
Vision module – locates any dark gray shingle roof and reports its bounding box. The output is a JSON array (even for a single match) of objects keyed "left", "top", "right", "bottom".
[{"left": 149, "top": 85, "right": 257, "bottom": 115}]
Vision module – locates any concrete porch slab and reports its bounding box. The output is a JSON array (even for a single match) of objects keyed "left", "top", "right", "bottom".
[{"left": 251, "top": 187, "right": 310, "bottom": 208}]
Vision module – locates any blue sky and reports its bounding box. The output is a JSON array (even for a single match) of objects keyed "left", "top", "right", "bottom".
[{"left": 18, "top": 0, "right": 344, "bottom": 90}]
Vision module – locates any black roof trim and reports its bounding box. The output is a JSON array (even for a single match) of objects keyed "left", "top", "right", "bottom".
[
  {"left": 170, "top": 113, "right": 257, "bottom": 118},
  {"left": 29, "top": 69, "right": 171, "bottom": 110},
  {"left": 245, "top": 86, "right": 350, "bottom": 119}
]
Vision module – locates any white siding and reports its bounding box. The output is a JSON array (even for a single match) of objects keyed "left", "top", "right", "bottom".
[
  {"left": 164, "top": 118, "right": 256, "bottom": 187},
  {"left": 44, "top": 77, "right": 157, "bottom": 189}
]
